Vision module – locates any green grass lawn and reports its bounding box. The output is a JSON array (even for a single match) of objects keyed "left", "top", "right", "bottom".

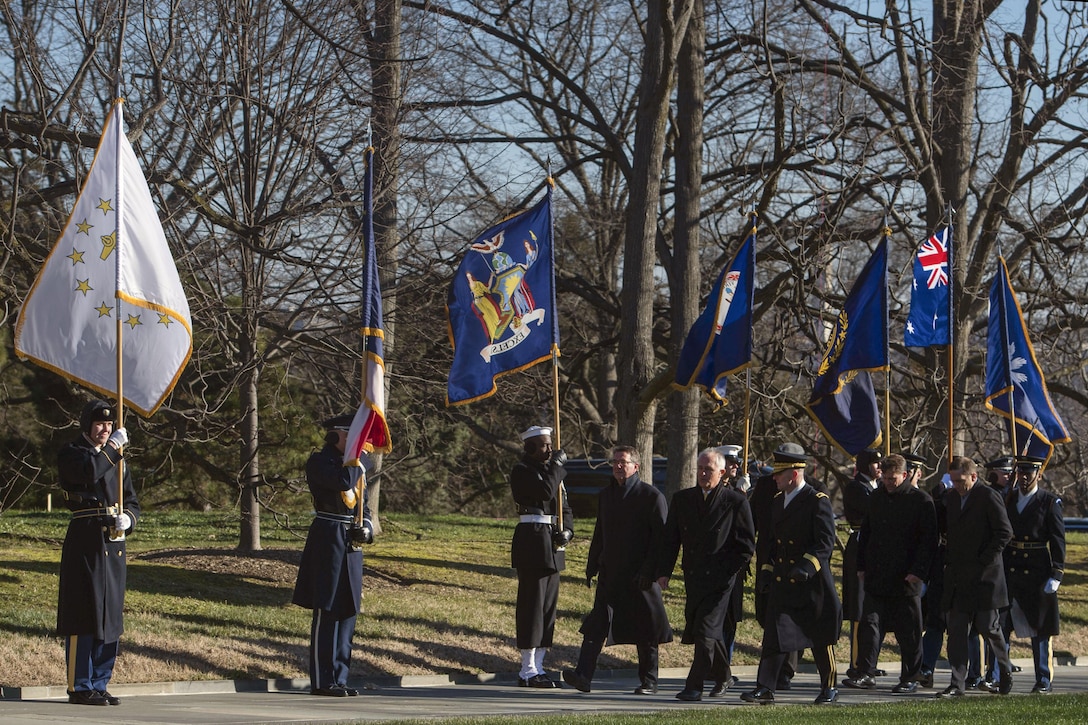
[{"left": 1, "top": 510, "right": 1085, "bottom": 690}]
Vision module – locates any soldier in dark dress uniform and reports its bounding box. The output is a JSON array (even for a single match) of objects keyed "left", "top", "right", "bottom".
[
  {"left": 563, "top": 445, "right": 673, "bottom": 695},
  {"left": 292, "top": 415, "right": 373, "bottom": 697},
  {"left": 842, "top": 448, "right": 882, "bottom": 679},
  {"left": 658, "top": 448, "right": 755, "bottom": 701},
  {"left": 57, "top": 400, "right": 138, "bottom": 706},
  {"left": 843, "top": 454, "right": 937, "bottom": 693},
  {"left": 509, "top": 425, "right": 573, "bottom": 688},
  {"left": 937, "top": 456, "right": 1014, "bottom": 698},
  {"left": 1002, "top": 455, "right": 1065, "bottom": 693},
  {"left": 741, "top": 443, "right": 841, "bottom": 706}
]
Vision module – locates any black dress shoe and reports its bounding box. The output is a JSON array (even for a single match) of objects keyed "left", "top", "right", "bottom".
[
  {"left": 633, "top": 682, "right": 657, "bottom": 695},
  {"left": 964, "top": 676, "right": 983, "bottom": 690},
  {"left": 708, "top": 677, "right": 735, "bottom": 697},
  {"left": 814, "top": 687, "right": 838, "bottom": 705},
  {"left": 98, "top": 690, "right": 121, "bottom": 705},
  {"left": 1012, "top": 664, "right": 1022, "bottom": 673},
  {"left": 311, "top": 686, "right": 349, "bottom": 696},
  {"left": 892, "top": 681, "right": 919, "bottom": 694},
  {"left": 998, "top": 669, "right": 1013, "bottom": 695},
  {"left": 740, "top": 686, "right": 775, "bottom": 704},
  {"left": 675, "top": 688, "right": 702, "bottom": 701},
  {"left": 842, "top": 674, "right": 876, "bottom": 689},
  {"left": 937, "top": 685, "right": 964, "bottom": 699},
  {"left": 341, "top": 686, "right": 359, "bottom": 696},
  {"left": 775, "top": 676, "right": 792, "bottom": 690},
  {"left": 1031, "top": 682, "right": 1052, "bottom": 694},
  {"left": 562, "top": 669, "right": 591, "bottom": 693},
  {"left": 68, "top": 690, "right": 109, "bottom": 706},
  {"left": 918, "top": 670, "right": 934, "bottom": 688},
  {"left": 528, "top": 674, "right": 559, "bottom": 689},
  {"left": 873, "top": 668, "right": 887, "bottom": 677}
]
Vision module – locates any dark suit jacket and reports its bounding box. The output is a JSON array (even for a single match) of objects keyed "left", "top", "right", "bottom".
[
  {"left": 941, "top": 483, "right": 1013, "bottom": 613},
  {"left": 659, "top": 484, "right": 755, "bottom": 642}
]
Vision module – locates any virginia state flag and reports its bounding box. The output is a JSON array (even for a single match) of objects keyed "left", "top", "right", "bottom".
[
  {"left": 446, "top": 185, "right": 558, "bottom": 406},
  {"left": 345, "top": 145, "right": 392, "bottom": 462},
  {"left": 14, "top": 99, "right": 192, "bottom": 416},
  {"left": 806, "top": 238, "right": 887, "bottom": 456},
  {"left": 905, "top": 226, "right": 951, "bottom": 347},
  {"left": 674, "top": 232, "right": 755, "bottom": 407},
  {"left": 984, "top": 257, "right": 1070, "bottom": 464}
]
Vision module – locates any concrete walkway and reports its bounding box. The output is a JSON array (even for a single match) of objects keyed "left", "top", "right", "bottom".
[{"left": 3, "top": 659, "right": 1086, "bottom": 724}]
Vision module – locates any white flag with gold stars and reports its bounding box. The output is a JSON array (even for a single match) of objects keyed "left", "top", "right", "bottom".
[{"left": 15, "top": 99, "right": 192, "bottom": 416}]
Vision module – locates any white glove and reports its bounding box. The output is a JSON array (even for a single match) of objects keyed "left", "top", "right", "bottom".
[
  {"left": 734, "top": 474, "right": 751, "bottom": 493},
  {"left": 114, "top": 513, "right": 132, "bottom": 531},
  {"left": 108, "top": 428, "right": 129, "bottom": 449},
  {"left": 1044, "top": 578, "right": 1060, "bottom": 594}
]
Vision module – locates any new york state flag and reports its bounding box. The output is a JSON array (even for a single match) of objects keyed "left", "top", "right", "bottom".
[{"left": 15, "top": 99, "right": 192, "bottom": 416}]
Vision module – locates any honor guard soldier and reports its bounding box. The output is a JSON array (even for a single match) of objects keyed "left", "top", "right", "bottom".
[
  {"left": 842, "top": 448, "right": 882, "bottom": 679},
  {"left": 985, "top": 456, "right": 1015, "bottom": 497},
  {"left": 292, "top": 414, "right": 373, "bottom": 696},
  {"left": 509, "top": 425, "right": 572, "bottom": 688},
  {"left": 57, "top": 399, "right": 138, "bottom": 706},
  {"left": 741, "top": 443, "right": 841, "bottom": 706},
  {"left": 1002, "top": 454, "right": 1065, "bottom": 693}
]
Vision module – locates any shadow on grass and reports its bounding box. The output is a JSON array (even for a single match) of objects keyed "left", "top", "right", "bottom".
[{"left": 368, "top": 554, "right": 514, "bottom": 582}]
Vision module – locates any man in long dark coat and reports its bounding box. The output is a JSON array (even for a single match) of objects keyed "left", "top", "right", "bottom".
[
  {"left": 292, "top": 415, "right": 373, "bottom": 696},
  {"left": 844, "top": 454, "right": 937, "bottom": 693},
  {"left": 563, "top": 445, "right": 672, "bottom": 695},
  {"left": 57, "top": 399, "right": 138, "bottom": 706},
  {"left": 741, "top": 442, "right": 841, "bottom": 706},
  {"left": 509, "top": 425, "right": 573, "bottom": 688},
  {"left": 938, "top": 455, "right": 1014, "bottom": 698},
  {"left": 658, "top": 448, "right": 755, "bottom": 701},
  {"left": 1002, "top": 454, "right": 1065, "bottom": 694},
  {"left": 841, "top": 447, "right": 881, "bottom": 679}
]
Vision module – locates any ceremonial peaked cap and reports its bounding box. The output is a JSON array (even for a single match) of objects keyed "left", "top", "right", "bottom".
[
  {"left": 984, "top": 456, "right": 1015, "bottom": 473},
  {"left": 1014, "top": 454, "right": 1045, "bottom": 471},
  {"left": 322, "top": 413, "right": 354, "bottom": 430},
  {"left": 771, "top": 442, "right": 807, "bottom": 472}
]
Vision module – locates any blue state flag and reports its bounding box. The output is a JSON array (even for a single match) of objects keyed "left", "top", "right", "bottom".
[
  {"left": 806, "top": 238, "right": 888, "bottom": 456},
  {"left": 905, "top": 226, "right": 951, "bottom": 347},
  {"left": 984, "top": 257, "right": 1070, "bottom": 464},
  {"left": 446, "top": 187, "right": 558, "bottom": 406},
  {"left": 674, "top": 232, "right": 755, "bottom": 407}
]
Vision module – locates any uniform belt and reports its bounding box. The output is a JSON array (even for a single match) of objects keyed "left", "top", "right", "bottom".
[
  {"left": 1008, "top": 540, "right": 1047, "bottom": 550},
  {"left": 315, "top": 512, "right": 355, "bottom": 524},
  {"left": 519, "top": 514, "right": 556, "bottom": 525},
  {"left": 72, "top": 508, "right": 112, "bottom": 519}
]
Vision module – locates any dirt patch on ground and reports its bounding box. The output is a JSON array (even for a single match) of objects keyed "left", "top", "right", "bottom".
[{"left": 134, "top": 547, "right": 404, "bottom": 589}]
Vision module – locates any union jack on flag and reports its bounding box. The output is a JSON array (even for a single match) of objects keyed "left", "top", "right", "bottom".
[{"left": 918, "top": 231, "right": 949, "bottom": 289}]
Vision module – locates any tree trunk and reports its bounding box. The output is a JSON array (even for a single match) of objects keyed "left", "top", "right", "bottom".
[
  {"left": 616, "top": 0, "right": 694, "bottom": 470},
  {"left": 665, "top": 0, "right": 705, "bottom": 497},
  {"left": 238, "top": 314, "right": 262, "bottom": 552}
]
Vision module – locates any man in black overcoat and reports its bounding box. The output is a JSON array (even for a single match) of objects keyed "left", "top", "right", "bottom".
[
  {"left": 938, "top": 456, "right": 1014, "bottom": 698},
  {"left": 843, "top": 454, "right": 937, "bottom": 693},
  {"left": 741, "top": 443, "right": 841, "bottom": 706},
  {"left": 509, "top": 425, "right": 573, "bottom": 688},
  {"left": 57, "top": 399, "right": 138, "bottom": 706},
  {"left": 1002, "top": 454, "right": 1065, "bottom": 693},
  {"left": 563, "top": 445, "right": 672, "bottom": 695},
  {"left": 292, "top": 415, "right": 373, "bottom": 697},
  {"left": 658, "top": 448, "right": 755, "bottom": 701},
  {"left": 842, "top": 447, "right": 882, "bottom": 679}
]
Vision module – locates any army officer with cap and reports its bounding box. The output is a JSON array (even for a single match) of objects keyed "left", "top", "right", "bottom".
[
  {"left": 1002, "top": 454, "right": 1065, "bottom": 693},
  {"left": 292, "top": 414, "right": 373, "bottom": 696},
  {"left": 510, "top": 425, "right": 572, "bottom": 687},
  {"left": 742, "top": 442, "right": 841, "bottom": 706},
  {"left": 57, "top": 399, "right": 137, "bottom": 706}
]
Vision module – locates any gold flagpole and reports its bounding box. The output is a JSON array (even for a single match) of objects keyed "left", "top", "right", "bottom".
[
  {"left": 946, "top": 205, "right": 956, "bottom": 464},
  {"left": 883, "top": 219, "right": 891, "bottom": 457}
]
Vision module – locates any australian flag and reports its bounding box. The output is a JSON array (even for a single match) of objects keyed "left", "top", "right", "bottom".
[
  {"left": 806, "top": 238, "right": 888, "bottom": 456},
  {"left": 984, "top": 257, "right": 1070, "bottom": 464},
  {"left": 674, "top": 232, "right": 755, "bottom": 407},
  {"left": 905, "top": 226, "right": 951, "bottom": 347},
  {"left": 446, "top": 186, "right": 558, "bottom": 406}
]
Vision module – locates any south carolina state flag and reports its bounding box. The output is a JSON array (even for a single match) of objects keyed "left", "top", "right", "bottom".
[
  {"left": 674, "top": 232, "right": 755, "bottom": 407},
  {"left": 984, "top": 257, "right": 1070, "bottom": 464},
  {"left": 446, "top": 186, "right": 558, "bottom": 406},
  {"left": 14, "top": 99, "right": 192, "bottom": 416},
  {"left": 806, "top": 238, "right": 888, "bottom": 456}
]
